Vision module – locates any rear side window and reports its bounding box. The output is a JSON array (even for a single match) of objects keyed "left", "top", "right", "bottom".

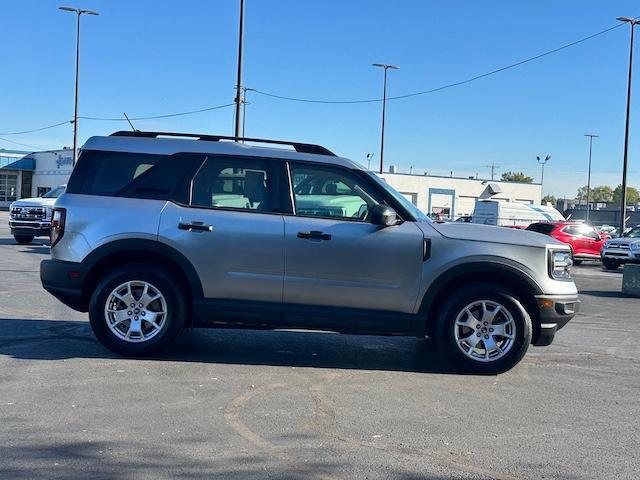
[
  {"left": 526, "top": 223, "right": 555, "bottom": 235},
  {"left": 66, "top": 150, "right": 201, "bottom": 201},
  {"left": 189, "top": 156, "right": 278, "bottom": 212}
]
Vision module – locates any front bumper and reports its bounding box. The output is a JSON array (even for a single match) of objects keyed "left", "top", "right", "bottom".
[
  {"left": 532, "top": 294, "right": 580, "bottom": 346},
  {"left": 601, "top": 248, "right": 640, "bottom": 263},
  {"left": 40, "top": 259, "right": 90, "bottom": 312},
  {"left": 9, "top": 220, "right": 51, "bottom": 237}
]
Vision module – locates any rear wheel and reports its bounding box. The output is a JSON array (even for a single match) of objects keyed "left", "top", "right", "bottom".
[
  {"left": 14, "top": 235, "right": 34, "bottom": 244},
  {"left": 89, "top": 264, "right": 186, "bottom": 356},
  {"left": 602, "top": 258, "right": 620, "bottom": 271},
  {"left": 434, "top": 283, "right": 532, "bottom": 374}
]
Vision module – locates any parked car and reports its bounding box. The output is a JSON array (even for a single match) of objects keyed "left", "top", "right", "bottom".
[
  {"left": 600, "top": 225, "right": 640, "bottom": 270},
  {"left": 526, "top": 222, "right": 605, "bottom": 264},
  {"left": 40, "top": 131, "right": 579, "bottom": 374},
  {"left": 8, "top": 185, "right": 66, "bottom": 244}
]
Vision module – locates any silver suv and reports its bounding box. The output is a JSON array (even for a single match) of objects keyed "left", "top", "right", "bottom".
[{"left": 41, "top": 131, "right": 579, "bottom": 374}]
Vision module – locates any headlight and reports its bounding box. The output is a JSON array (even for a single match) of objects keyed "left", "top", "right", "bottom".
[
  {"left": 550, "top": 251, "right": 573, "bottom": 280},
  {"left": 604, "top": 240, "right": 611, "bottom": 248},
  {"left": 630, "top": 242, "right": 640, "bottom": 251}
]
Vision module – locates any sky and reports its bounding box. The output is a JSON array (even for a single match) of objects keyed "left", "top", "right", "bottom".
[{"left": 1, "top": 0, "right": 639, "bottom": 198}]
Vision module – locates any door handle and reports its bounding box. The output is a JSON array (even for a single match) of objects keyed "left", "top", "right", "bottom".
[
  {"left": 178, "top": 221, "right": 213, "bottom": 232},
  {"left": 297, "top": 230, "right": 332, "bottom": 241}
]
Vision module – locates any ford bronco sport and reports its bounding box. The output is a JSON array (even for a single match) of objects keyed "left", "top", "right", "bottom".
[{"left": 40, "top": 131, "right": 579, "bottom": 374}]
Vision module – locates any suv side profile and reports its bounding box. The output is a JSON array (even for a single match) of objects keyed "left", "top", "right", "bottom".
[
  {"left": 526, "top": 221, "right": 604, "bottom": 264},
  {"left": 41, "top": 131, "right": 579, "bottom": 374}
]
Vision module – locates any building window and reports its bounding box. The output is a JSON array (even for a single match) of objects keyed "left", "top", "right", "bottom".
[{"left": 0, "top": 173, "right": 18, "bottom": 202}]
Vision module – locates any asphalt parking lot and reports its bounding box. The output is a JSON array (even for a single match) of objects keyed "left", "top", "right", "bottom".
[{"left": 0, "top": 210, "right": 638, "bottom": 480}]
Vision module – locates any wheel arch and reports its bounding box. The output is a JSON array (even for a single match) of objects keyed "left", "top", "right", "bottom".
[
  {"left": 80, "top": 239, "right": 202, "bottom": 323},
  {"left": 417, "top": 261, "right": 542, "bottom": 339}
]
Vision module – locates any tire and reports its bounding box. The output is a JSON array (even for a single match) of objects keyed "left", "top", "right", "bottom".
[
  {"left": 434, "top": 283, "right": 532, "bottom": 375},
  {"left": 88, "top": 264, "right": 186, "bottom": 356},
  {"left": 14, "top": 235, "right": 34, "bottom": 244},
  {"left": 602, "top": 258, "right": 620, "bottom": 271}
]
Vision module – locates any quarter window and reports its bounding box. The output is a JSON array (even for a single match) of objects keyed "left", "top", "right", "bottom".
[
  {"left": 190, "top": 156, "right": 275, "bottom": 212},
  {"left": 290, "top": 164, "right": 380, "bottom": 220}
]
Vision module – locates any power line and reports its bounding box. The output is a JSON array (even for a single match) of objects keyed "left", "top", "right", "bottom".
[
  {"left": 0, "top": 136, "right": 56, "bottom": 150},
  {"left": 79, "top": 102, "right": 235, "bottom": 121},
  {"left": 0, "top": 121, "right": 71, "bottom": 135},
  {"left": 253, "top": 20, "right": 632, "bottom": 104},
  {"left": 0, "top": 102, "right": 236, "bottom": 136}
]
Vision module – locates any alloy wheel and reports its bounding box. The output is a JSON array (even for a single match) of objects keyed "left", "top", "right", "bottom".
[
  {"left": 453, "top": 300, "right": 516, "bottom": 362},
  {"left": 104, "top": 280, "right": 168, "bottom": 343}
]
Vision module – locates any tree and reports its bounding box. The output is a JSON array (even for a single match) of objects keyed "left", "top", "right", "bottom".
[
  {"left": 501, "top": 171, "right": 534, "bottom": 183},
  {"left": 576, "top": 185, "right": 613, "bottom": 203},
  {"left": 542, "top": 195, "right": 556, "bottom": 205},
  {"left": 613, "top": 185, "right": 640, "bottom": 205}
]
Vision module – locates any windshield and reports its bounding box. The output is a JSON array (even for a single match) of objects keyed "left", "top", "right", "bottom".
[
  {"left": 42, "top": 186, "right": 66, "bottom": 198},
  {"left": 365, "top": 172, "right": 430, "bottom": 221},
  {"left": 626, "top": 226, "right": 640, "bottom": 238}
]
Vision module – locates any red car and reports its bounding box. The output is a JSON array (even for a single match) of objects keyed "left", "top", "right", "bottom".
[{"left": 526, "top": 222, "right": 605, "bottom": 264}]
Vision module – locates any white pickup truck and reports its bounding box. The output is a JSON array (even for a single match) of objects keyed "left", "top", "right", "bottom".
[{"left": 8, "top": 185, "right": 65, "bottom": 244}]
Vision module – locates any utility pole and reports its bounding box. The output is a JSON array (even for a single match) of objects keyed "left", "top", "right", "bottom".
[
  {"left": 240, "top": 87, "right": 255, "bottom": 138},
  {"left": 536, "top": 155, "right": 551, "bottom": 201},
  {"left": 485, "top": 163, "right": 500, "bottom": 181},
  {"left": 372, "top": 63, "right": 399, "bottom": 174},
  {"left": 233, "top": 0, "right": 245, "bottom": 139},
  {"left": 616, "top": 16, "right": 639, "bottom": 234},
  {"left": 584, "top": 134, "right": 598, "bottom": 223},
  {"left": 59, "top": 6, "right": 99, "bottom": 165}
]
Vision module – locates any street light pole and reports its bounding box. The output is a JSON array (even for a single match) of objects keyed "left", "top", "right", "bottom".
[
  {"left": 536, "top": 155, "right": 551, "bottom": 202},
  {"left": 617, "top": 16, "right": 639, "bottom": 234},
  {"left": 234, "top": 0, "right": 245, "bottom": 139},
  {"left": 59, "top": 6, "right": 99, "bottom": 165},
  {"left": 372, "top": 63, "right": 399, "bottom": 174},
  {"left": 584, "top": 134, "right": 598, "bottom": 223}
]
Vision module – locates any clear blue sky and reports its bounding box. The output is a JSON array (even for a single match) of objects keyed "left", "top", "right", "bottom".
[{"left": 1, "top": 0, "right": 639, "bottom": 198}]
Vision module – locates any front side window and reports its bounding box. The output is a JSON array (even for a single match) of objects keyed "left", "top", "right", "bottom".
[
  {"left": 290, "top": 164, "right": 380, "bottom": 220},
  {"left": 42, "top": 185, "right": 66, "bottom": 198},
  {"left": 190, "top": 156, "right": 275, "bottom": 212}
]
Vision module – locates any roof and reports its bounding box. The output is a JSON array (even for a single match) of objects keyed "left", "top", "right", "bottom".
[{"left": 82, "top": 132, "right": 360, "bottom": 169}]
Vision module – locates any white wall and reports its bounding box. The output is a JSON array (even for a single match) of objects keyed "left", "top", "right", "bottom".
[
  {"left": 379, "top": 173, "right": 542, "bottom": 218},
  {"left": 31, "top": 150, "right": 73, "bottom": 197}
]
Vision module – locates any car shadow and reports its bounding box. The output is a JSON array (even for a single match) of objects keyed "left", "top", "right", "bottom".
[
  {"left": 0, "top": 238, "right": 49, "bottom": 248},
  {"left": 579, "top": 290, "right": 630, "bottom": 299},
  {"left": 0, "top": 318, "right": 461, "bottom": 375}
]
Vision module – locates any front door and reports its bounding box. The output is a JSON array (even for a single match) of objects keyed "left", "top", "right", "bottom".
[
  {"left": 158, "top": 154, "right": 285, "bottom": 324},
  {"left": 282, "top": 163, "right": 425, "bottom": 333}
]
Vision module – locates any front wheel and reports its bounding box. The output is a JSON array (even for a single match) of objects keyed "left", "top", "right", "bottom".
[
  {"left": 602, "top": 258, "right": 620, "bottom": 271},
  {"left": 14, "top": 235, "right": 34, "bottom": 244},
  {"left": 434, "top": 284, "right": 532, "bottom": 374},
  {"left": 88, "top": 264, "right": 186, "bottom": 356}
]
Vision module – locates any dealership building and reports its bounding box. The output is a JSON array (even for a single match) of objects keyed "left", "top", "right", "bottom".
[
  {"left": 380, "top": 171, "right": 542, "bottom": 219},
  {"left": 1, "top": 148, "right": 542, "bottom": 217},
  {"left": 0, "top": 148, "right": 73, "bottom": 208}
]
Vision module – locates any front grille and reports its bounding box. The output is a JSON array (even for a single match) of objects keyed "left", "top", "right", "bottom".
[
  {"left": 607, "top": 242, "right": 630, "bottom": 250},
  {"left": 10, "top": 207, "right": 46, "bottom": 220}
]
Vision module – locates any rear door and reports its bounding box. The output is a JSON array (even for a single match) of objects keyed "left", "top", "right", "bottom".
[
  {"left": 282, "top": 162, "right": 425, "bottom": 333},
  {"left": 158, "top": 154, "right": 286, "bottom": 324}
]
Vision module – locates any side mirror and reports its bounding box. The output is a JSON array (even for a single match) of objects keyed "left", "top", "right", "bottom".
[{"left": 370, "top": 204, "right": 398, "bottom": 227}]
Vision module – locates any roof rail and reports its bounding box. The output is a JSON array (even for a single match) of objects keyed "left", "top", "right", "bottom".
[{"left": 110, "top": 131, "right": 336, "bottom": 156}]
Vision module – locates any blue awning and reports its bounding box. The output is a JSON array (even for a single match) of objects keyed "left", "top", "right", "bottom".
[{"left": 0, "top": 156, "right": 35, "bottom": 170}]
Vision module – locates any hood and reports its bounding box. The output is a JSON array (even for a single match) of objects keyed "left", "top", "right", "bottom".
[
  {"left": 607, "top": 237, "right": 640, "bottom": 246},
  {"left": 428, "top": 221, "right": 566, "bottom": 249},
  {"left": 10, "top": 197, "right": 57, "bottom": 208}
]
